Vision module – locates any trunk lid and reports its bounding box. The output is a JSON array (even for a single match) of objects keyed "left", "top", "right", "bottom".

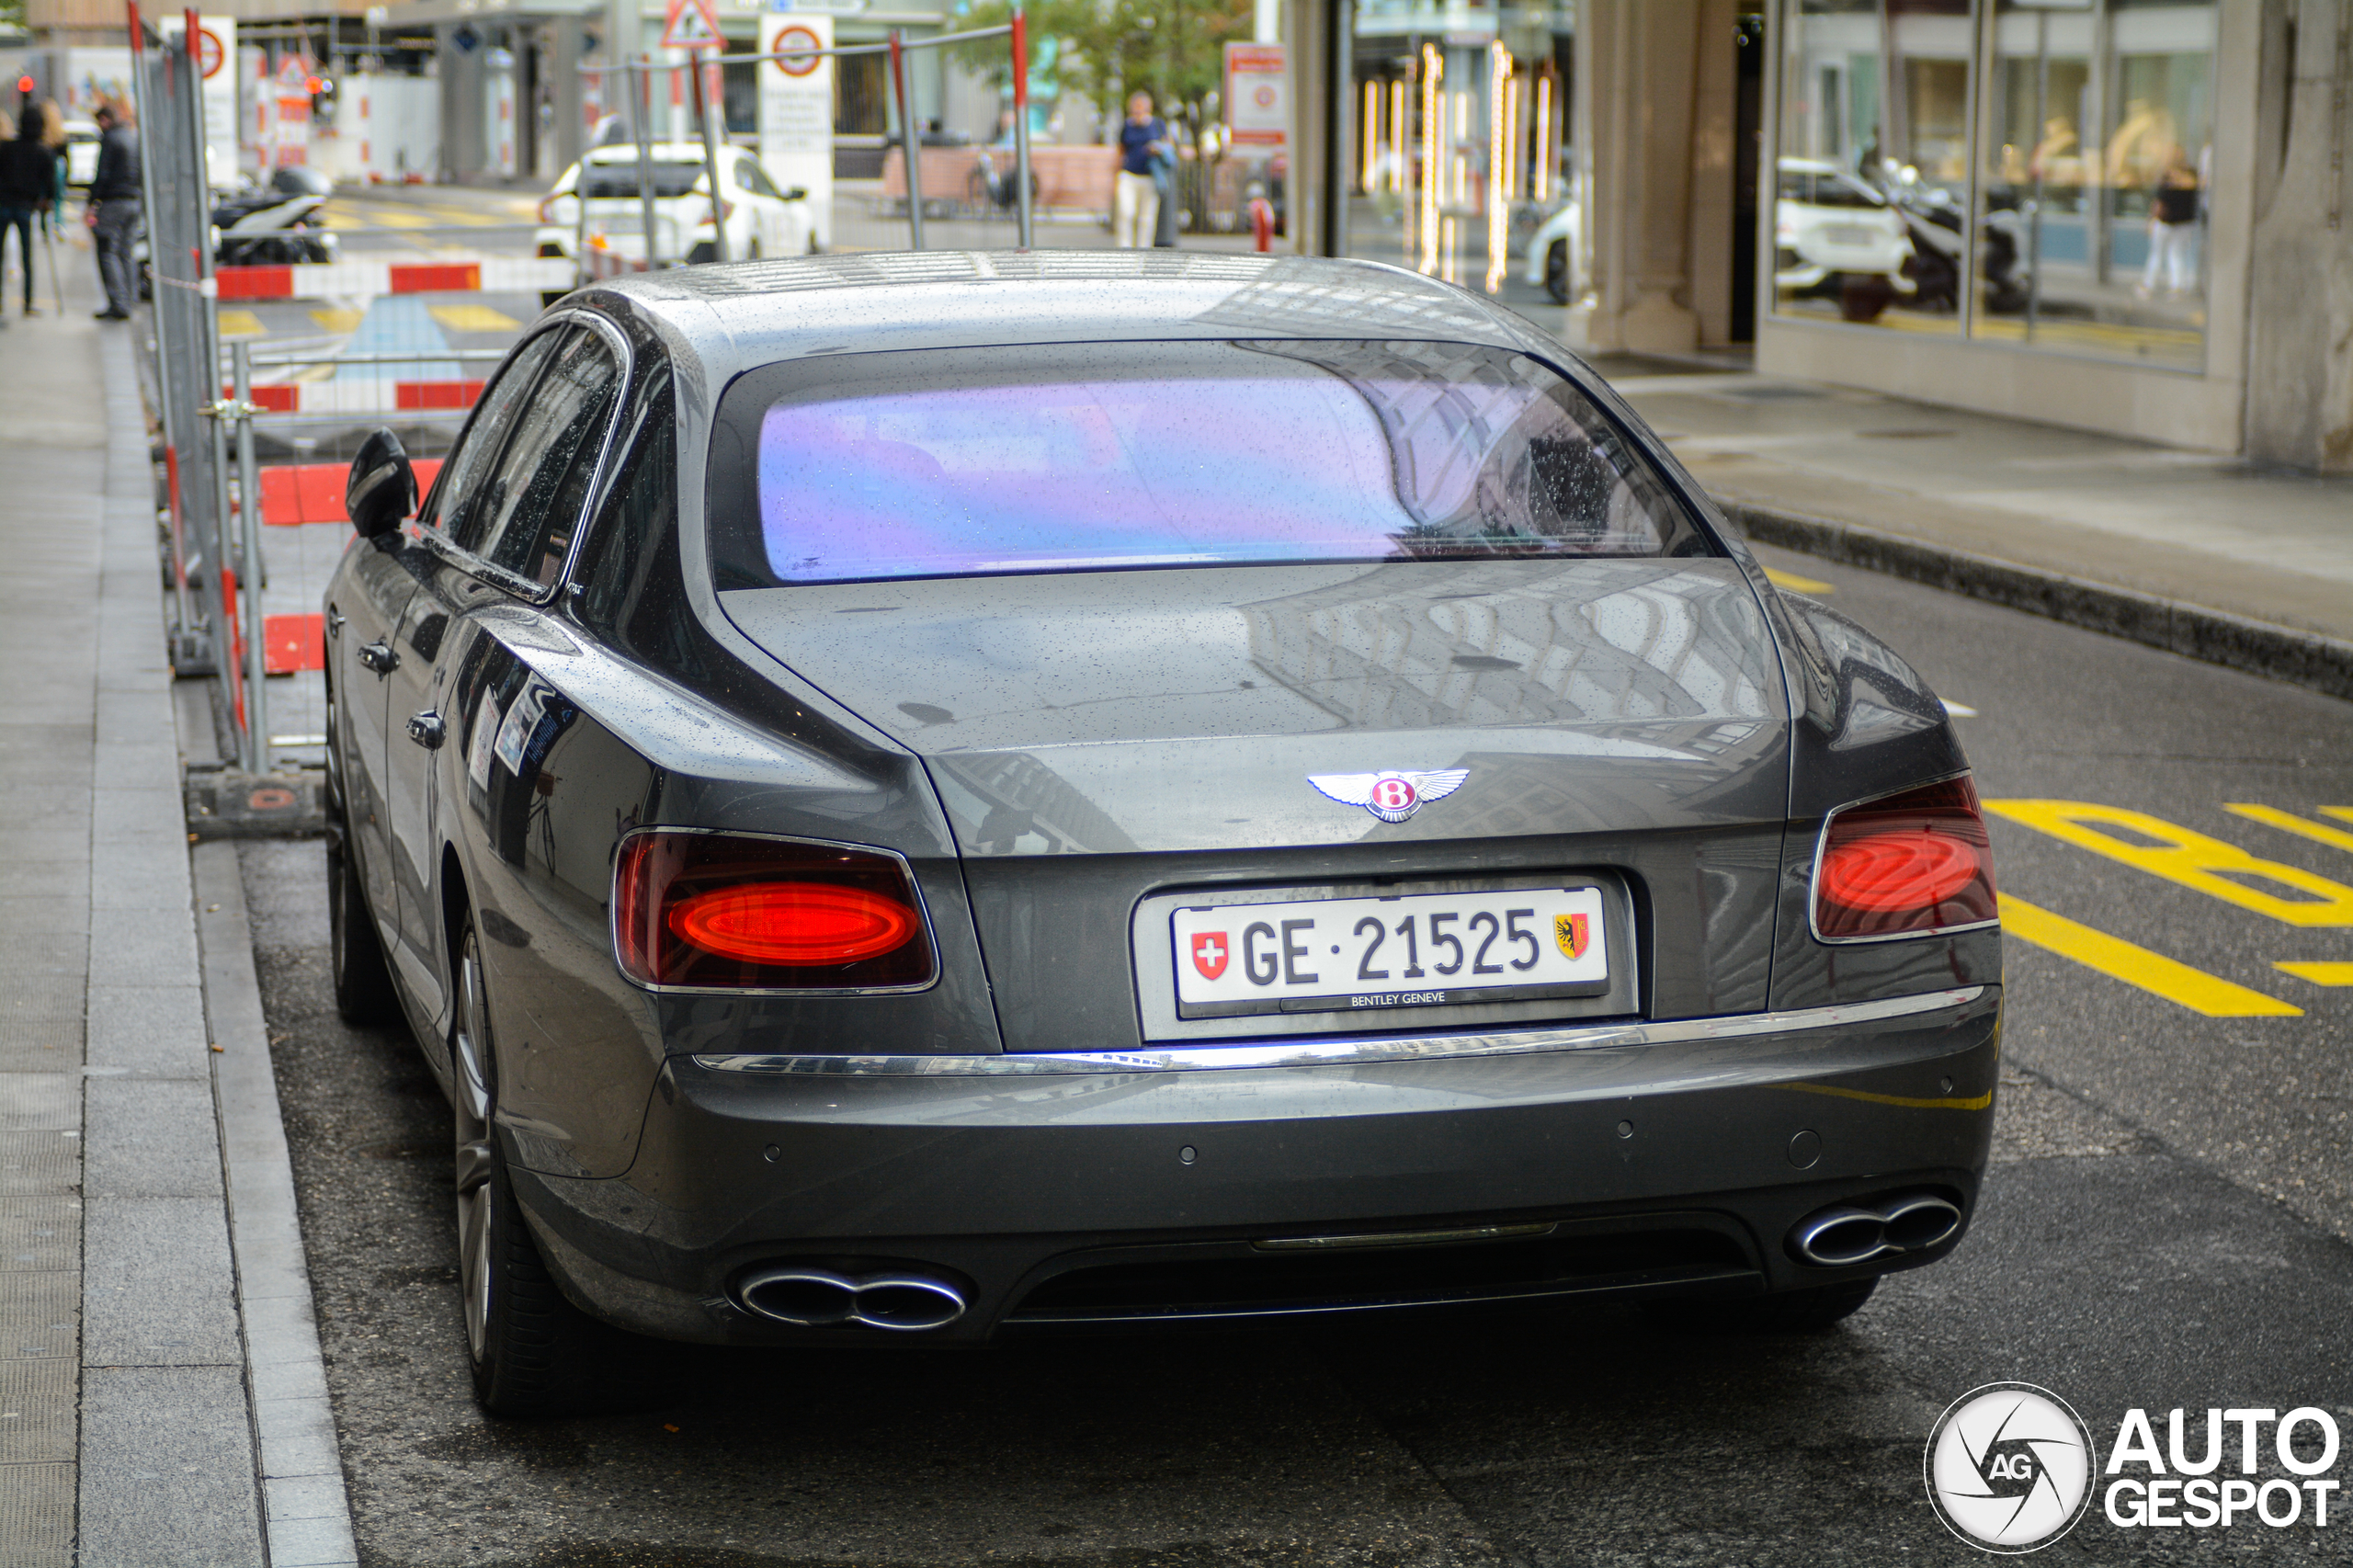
[{"left": 721, "top": 559, "right": 1792, "bottom": 1049}]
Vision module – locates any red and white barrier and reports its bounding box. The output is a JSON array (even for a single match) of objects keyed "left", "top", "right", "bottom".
[
  {"left": 229, "top": 381, "right": 484, "bottom": 415},
  {"left": 256, "top": 460, "right": 446, "bottom": 523},
  {"left": 214, "top": 256, "right": 573, "bottom": 301}
]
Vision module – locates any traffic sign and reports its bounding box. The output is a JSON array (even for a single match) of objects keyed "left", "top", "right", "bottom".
[
  {"left": 195, "top": 25, "right": 226, "bottom": 78},
  {"left": 661, "top": 0, "right": 723, "bottom": 51},
  {"left": 773, "top": 23, "right": 822, "bottom": 76}
]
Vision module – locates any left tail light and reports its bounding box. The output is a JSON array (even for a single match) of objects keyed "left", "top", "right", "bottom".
[
  {"left": 1810, "top": 776, "right": 1997, "bottom": 943},
  {"left": 613, "top": 830, "right": 936, "bottom": 991},
  {"left": 700, "top": 199, "right": 735, "bottom": 226}
]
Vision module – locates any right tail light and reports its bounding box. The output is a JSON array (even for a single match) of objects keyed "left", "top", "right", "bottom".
[
  {"left": 614, "top": 829, "right": 937, "bottom": 992},
  {"left": 1810, "top": 776, "right": 1997, "bottom": 943}
]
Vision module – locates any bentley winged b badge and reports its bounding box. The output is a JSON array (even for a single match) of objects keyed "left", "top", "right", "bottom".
[{"left": 1307, "top": 769, "right": 1472, "bottom": 824}]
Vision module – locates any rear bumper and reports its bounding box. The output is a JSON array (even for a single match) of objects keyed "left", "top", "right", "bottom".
[{"left": 512, "top": 985, "right": 2000, "bottom": 1343}]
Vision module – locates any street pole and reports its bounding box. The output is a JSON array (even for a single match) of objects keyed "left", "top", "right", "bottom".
[
  {"left": 691, "top": 49, "right": 728, "bottom": 262},
  {"left": 889, "top": 28, "right": 924, "bottom": 250},
  {"left": 1010, "top": 6, "right": 1032, "bottom": 248}
]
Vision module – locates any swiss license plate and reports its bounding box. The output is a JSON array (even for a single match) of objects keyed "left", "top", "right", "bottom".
[{"left": 1172, "top": 887, "right": 1608, "bottom": 1019}]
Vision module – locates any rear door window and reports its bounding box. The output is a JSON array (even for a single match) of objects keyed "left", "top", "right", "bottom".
[
  {"left": 581, "top": 161, "right": 704, "bottom": 199},
  {"left": 707, "top": 339, "right": 1711, "bottom": 588},
  {"left": 462, "top": 329, "right": 624, "bottom": 585},
  {"left": 421, "top": 327, "right": 564, "bottom": 542}
]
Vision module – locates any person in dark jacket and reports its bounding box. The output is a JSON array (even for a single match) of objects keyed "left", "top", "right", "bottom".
[
  {"left": 86, "top": 99, "right": 142, "bottom": 321},
  {"left": 0, "top": 102, "right": 57, "bottom": 319}
]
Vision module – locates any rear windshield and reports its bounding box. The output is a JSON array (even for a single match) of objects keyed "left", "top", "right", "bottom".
[
  {"left": 706, "top": 339, "right": 1711, "bottom": 587},
  {"left": 582, "top": 161, "right": 703, "bottom": 199}
]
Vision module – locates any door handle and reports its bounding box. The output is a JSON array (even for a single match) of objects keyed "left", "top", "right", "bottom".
[
  {"left": 405, "top": 710, "right": 446, "bottom": 750},
  {"left": 358, "top": 639, "right": 398, "bottom": 675},
  {"left": 325, "top": 608, "right": 346, "bottom": 640}
]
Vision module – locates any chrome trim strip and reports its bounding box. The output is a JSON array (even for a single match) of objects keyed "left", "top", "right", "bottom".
[{"left": 688, "top": 984, "right": 1988, "bottom": 1077}]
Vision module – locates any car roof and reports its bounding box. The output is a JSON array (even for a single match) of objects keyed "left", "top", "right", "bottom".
[{"left": 584, "top": 251, "right": 1563, "bottom": 380}]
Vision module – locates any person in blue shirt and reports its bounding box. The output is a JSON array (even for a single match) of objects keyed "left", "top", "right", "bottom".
[{"left": 1113, "top": 91, "right": 1167, "bottom": 248}]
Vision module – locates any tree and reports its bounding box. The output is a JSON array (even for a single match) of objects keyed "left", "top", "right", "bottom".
[{"left": 951, "top": 0, "right": 1254, "bottom": 146}]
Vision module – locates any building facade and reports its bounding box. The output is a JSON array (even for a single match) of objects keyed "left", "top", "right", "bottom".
[{"left": 1288, "top": 0, "right": 2353, "bottom": 471}]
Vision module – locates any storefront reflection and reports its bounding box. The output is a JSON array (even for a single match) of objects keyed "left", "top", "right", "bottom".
[
  {"left": 1774, "top": 0, "right": 2213, "bottom": 369},
  {"left": 1340, "top": 0, "right": 1574, "bottom": 311}
]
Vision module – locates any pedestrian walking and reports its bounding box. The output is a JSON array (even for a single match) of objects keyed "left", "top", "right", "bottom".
[
  {"left": 1112, "top": 91, "right": 1167, "bottom": 249},
  {"left": 0, "top": 103, "right": 61, "bottom": 322},
  {"left": 2139, "top": 142, "right": 2200, "bottom": 299},
  {"left": 85, "top": 98, "right": 142, "bottom": 322}
]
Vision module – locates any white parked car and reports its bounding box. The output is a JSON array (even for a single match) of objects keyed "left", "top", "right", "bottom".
[
  {"left": 1774, "top": 157, "right": 1913, "bottom": 297},
  {"left": 534, "top": 142, "right": 814, "bottom": 302},
  {"left": 62, "top": 119, "right": 103, "bottom": 187},
  {"left": 1521, "top": 200, "right": 1581, "bottom": 304}
]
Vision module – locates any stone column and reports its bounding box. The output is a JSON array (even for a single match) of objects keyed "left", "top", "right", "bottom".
[
  {"left": 2245, "top": 0, "right": 2353, "bottom": 472},
  {"left": 1567, "top": 0, "right": 1713, "bottom": 354}
]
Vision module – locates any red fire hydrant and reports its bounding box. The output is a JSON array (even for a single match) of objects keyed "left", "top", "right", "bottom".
[{"left": 1248, "top": 196, "right": 1275, "bottom": 253}]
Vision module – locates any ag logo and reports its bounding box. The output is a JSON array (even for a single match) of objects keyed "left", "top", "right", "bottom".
[
  {"left": 1190, "top": 931, "right": 1229, "bottom": 981},
  {"left": 1553, "top": 913, "right": 1588, "bottom": 960},
  {"left": 1926, "top": 1383, "right": 2097, "bottom": 1553}
]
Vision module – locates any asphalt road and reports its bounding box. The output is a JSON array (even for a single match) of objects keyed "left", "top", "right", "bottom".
[
  {"left": 226, "top": 189, "right": 2353, "bottom": 1562},
  {"left": 235, "top": 539, "right": 2353, "bottom": 1567}
]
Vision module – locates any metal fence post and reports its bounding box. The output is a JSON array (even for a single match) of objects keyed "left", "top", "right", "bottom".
[
  {"left": 691, "top": 53, "right": 729, "bottom": 263},
  {"left": 889, "top": 29, "right": 924, "bottom": 250},
  {"left": 633, "top": 59, "right": 662, "bottom": 267},
  {"left": 232, "top": 343, "right": 267, "bottom": 773},
  {"left": 1011, "top": 7, "right": 1033, "bottom": 248}
]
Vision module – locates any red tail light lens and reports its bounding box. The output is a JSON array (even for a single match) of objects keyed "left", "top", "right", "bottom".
[
  {"left": 614, "top": 831, "right": 935, "bottom": 990},
  {"left": 1812, "top": 777, "right": 1997, "bottom": 942}
]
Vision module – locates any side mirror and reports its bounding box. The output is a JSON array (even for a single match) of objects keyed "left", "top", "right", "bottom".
[
  {"left": 346, "top": 427, "right": 416, "bottom": 541},
  {"left": 780, "top": 185, "right": 808, "bottom": 202}
]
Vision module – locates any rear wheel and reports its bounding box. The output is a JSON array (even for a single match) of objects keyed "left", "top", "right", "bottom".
[
  {"left": 451, "top": 917, "right": 613, "bottom": 1416},
  {"left": 1649, "top": 1277, "right": 1878, "bottom": 1334},
  {"left": 1544, "top": 237, "right": 1572, "bottom": 304},
  {"left": 327, "top": 832, "right": 399, "bottom": 1025}
]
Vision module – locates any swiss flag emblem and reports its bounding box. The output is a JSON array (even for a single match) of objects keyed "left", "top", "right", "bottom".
[{"left": 1191, "top": 931, "right": 1230, "bottom": 981}]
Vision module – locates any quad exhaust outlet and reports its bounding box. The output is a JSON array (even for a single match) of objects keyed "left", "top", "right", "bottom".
[
  {"left": 1790, "top": 1192, "right": 1962, "bottom": 1267},
  {"left": 736, "top": 1267, "right": 968, "bottom": 1331}
]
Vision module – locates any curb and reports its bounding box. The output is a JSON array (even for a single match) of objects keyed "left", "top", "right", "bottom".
[
  {"left": 194, "top": 842, "right": 361, "bottom": 1568},
  {"left": 1721, "top": 499, "right": 2353, "bottom": 705}
]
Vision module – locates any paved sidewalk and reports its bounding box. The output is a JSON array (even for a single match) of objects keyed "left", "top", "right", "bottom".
[
  {"left": 1582, "top": 354, "right": 2353, "bottom": 691},
  {"left": 0, "top": 236, "right": 355, "bottom": 1564}
]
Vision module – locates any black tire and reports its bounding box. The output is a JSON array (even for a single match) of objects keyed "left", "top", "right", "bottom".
[
  {"left": 326, "top": 834, "right": 399, "bottom": 1026},
  {"left": 451, "top": 918, "right": 616, "bottom": 1416},
  {"left": 1544, "top": 237, "right": 1571, "bottom": 304},
  {"left": 1649, "top": 1276, "right": 1879, "bottom": 1334}
]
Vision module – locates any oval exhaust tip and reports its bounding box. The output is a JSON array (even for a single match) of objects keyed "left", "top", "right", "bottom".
[
  {"left": 1790, "top": 1207, "right": 1888, "bottom": 1267},
  {"left": 737, "top": 1267, "right": 967, "bottom": 1331}
]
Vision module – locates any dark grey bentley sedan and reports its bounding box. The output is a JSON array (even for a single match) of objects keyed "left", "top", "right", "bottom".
[{"left": 324, "top": 252, "right": 2001, "bottom": 1415}]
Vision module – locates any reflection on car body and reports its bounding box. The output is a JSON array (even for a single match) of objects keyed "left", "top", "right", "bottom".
[{"left": 321, "top": 251, "right": 2001, "bottom": 1415}]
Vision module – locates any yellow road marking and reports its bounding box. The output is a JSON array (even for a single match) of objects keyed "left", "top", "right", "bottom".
[
  {"left": 217, "top": 309, "right": 265, "bottom": 339},
  {"left": 1781, "top": 1082, "right": 1992, "bottom": 1111},
  {"left": 1985, "top": 799, "right": 2353, "bottom": 926},
  {"left": 1763, "top": 566, "right": 1835, "bottom": 595},
  {"left": 311, "top": 308, "right": 362, "bottom": 334},
  {"left": 2276, "top": 962, "right": 2353, "bottom": 986},
  {"left": 2323, "top": 808, "right": 2353, "bottom": 827},
  {"left": 1998, "top": 893, "right": 2301, "bottom": 1016},
  {"left": 2229, "top": 803, "right": 2353, "bottom": 855},
  {"left": 428, "top": 303, "right": 519, "bottom": 333}
]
